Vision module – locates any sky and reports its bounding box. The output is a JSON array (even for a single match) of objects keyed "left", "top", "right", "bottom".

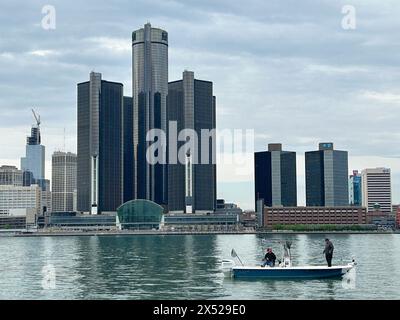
[{"left": 1, "top": 0, "right": 400, "bottom": 210}]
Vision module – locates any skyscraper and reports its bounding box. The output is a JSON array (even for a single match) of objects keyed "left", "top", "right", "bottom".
[
  {"left": 123, "top": 96, "right": 134, "bottom": 203},
  {"left": 77, "top": 72, "right": 123, "bottom": 214},
  {"left": 349, "top": 170, "right": 362, "bottom": 206},
  {"left": 52, "top": 151, "right": 77, "bottom": 212},
  {"left": 20, "top": 110, "right": 50, "bottom": 214},
  {"left": 167, "top": 71, "right": 216, "bottom": 213},
  {"left": 21, "top": 110, "right": 45, "bottom": 181},
  {"left": 254, "top": 143, "right": 297, "bottom": 207},
  {"left": 305, "top": 142, "right": 348, "bottom": 206},
  {"left": 132, "top": 23, "right": 168, "bottom": 205},
  {"left": 361, "top": 168, "right": 392, "bottom": 214}
]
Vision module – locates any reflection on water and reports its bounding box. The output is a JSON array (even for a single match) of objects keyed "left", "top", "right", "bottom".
[{"left": 0, "top": 234, "right": 399, "bottom": 299}]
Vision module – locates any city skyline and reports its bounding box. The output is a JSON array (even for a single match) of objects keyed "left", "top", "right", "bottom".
[{"left": 1, "top": 1, "right": 400, "bottom": 209}]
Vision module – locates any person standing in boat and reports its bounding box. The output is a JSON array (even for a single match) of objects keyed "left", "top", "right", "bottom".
[
  {"left": 262, "top": 248, "right": 276, "bottom": 267},
  {"left": 323, "top": 238, "right": 334, "bottom": 267}
]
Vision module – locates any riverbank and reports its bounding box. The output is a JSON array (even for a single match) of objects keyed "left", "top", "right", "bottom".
[{"left": 4, "top": 229, "right": 398, "bottom": 237}]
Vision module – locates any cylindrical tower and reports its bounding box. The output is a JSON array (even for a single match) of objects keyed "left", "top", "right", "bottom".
[{"left": 132, "top": 23, "right": 168, "bottom": 204}]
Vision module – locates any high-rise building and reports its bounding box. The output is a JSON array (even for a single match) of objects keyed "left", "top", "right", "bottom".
[
  {"left": 21, "top": 111, "right": 45, "bottom": 181},
  {"left": 132, "top": 23, "right": 168, "bottom": 205},
  {"left": 254, "top": 143, "right": 297, "bottom": 208},
  {"left": 349, "top": 170, "right": 362, "bottom": 206},
  {"left": 0, "top": 165, "right": 23, "bottom": 186},
  {"left": 0, "top": 184, "right": 41, "bottom": 216},
  {"left": 123, "top": 96, "right": 134, "bottom": 203},
  {"left": 167, "top": 71, "right": 216, "bottom": 213},
  {"left": 77, "top": 72, "right": 124, "bottom": 214},
  {"left": 361, "top": 168, "right": 392, "bottom": 214},
  {"left": 305, "top": 142, "right": 348, "bottom": 206},
  {"left": 20, "top": 110, "right": 50, "bottom": 215},
  {"left": 52, "top": 151, "right": 77, "bottom": 212}
]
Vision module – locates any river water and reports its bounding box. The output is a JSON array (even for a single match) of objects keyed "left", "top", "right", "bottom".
[{"left": 0, "top": 233, "right": 399, "bottom": 299}]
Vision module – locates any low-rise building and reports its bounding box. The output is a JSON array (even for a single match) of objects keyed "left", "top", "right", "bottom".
[{"left": 263, "top": 206, "right": 367, "bottom": 227}]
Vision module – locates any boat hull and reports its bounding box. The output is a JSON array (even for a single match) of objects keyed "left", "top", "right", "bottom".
[{"left": 232, "top": 265, "right": 353, "bottom": 279}]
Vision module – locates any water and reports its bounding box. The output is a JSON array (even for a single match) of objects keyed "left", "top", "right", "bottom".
[{"left": 0, "top": 233, "right": 399, "bottom": 299}]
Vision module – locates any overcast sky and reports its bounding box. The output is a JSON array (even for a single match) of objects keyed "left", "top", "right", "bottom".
[{"left": 1, "top": 0, "right": 400, "bottom": 210}]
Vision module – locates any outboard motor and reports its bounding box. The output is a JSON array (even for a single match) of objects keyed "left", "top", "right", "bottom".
[{"left": 282, "top": 241, "right": 292, "bottom": 267}]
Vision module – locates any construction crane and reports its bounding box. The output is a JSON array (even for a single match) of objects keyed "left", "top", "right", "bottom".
[{"left": 31, "top": 108, "right": 41, "bottom": 127}]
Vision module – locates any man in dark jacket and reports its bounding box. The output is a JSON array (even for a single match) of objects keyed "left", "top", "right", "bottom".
[
  {"left": 262, "top": 248, "right": 276, "bottom": 267},
  {"left": 323, "top": 238, "right": 334, "bottom": 267}
]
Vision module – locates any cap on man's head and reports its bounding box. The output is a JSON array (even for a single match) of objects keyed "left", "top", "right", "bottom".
[{"left": 325, "top": 238, "right": 329, "bottom": 241}]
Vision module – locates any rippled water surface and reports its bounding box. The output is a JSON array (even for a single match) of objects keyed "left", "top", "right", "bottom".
[{"left": 0, "top": 234, "right": 399, "bottom": 299}]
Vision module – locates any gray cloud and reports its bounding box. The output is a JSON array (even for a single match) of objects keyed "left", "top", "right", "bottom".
[{"left": 1, "top": 0, "right": 400, "bottom": 208}]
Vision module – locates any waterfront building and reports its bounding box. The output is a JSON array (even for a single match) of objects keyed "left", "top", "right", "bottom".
[
  {"left": 361, "top": 168, "right": 392, "bottom": 214},
  {"left": 305, "top": 142, "right": 349, "bottom": 206},
  {"left": 52, "top": 151, "right": 77, "bottom": 212},
  {"left": 349, "top": 170, "right": 362, "bottom": 206},
  {"left": 263, "top": 206, "right": 367, "bottom": 227},
  {"left": 254, "top": 143, "right": 297, "bottom": 208},
  {"left": 132, "top": 23, "right": 168, "bottom": 205},
  {"left": 0, "top": 165, "right": 23, "bottom": 186},
  {"left": 167, "top": 71, "right": 217, "bottom": 213},
  {"left": 0, "top": 184, "right": 41, "bottom": 216},
  {"left": 163, "top": 213, "right": 239, "bottom": 231},
  {"left": 77, "top": 72, "right": 124, "bottom": 214},
  {"left": 215, "top": 199, "right": 243, "bottom": 215},
  {"left": 42, "top": 212, "right": 116, "bottom": 230},
  {"left": 116, "top": 199, "right": 164, "bottom": 230}
]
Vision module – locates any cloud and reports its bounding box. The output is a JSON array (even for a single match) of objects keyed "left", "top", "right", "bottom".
[{"left": 1, "top": 0, "right": 400, "bottom": 209}]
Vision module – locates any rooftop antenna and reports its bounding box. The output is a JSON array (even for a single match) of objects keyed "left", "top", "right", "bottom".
[{"left": 63, "top": 127, "right": 66, "bottom": 152}]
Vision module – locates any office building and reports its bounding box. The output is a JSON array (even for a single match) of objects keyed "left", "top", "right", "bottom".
[
  {"left": 0, "top": 184, "right": 41, "bottom": 216},
  {"left": 132, "top": 23, "right": 168, "bottom": 205},
  {"left": 349, "top": 170, "right": 362, "bottom": 206},
  {"left": 254, "top": 143, "right": 297, "bottom": 207},
  {"left": 263, "top": 206, "right": 367, "bottom": 227},
  {"left": 21, "top": 110, "right": 45, "bottom": 181},
  {"left": 0, "top": 165, "right": 23, "bottom": 186},
  {"left": 361, "top": 168, "right": 392, "bottom": 214},
  {"left": 52, "top": 151, "right": 77, "bottom": 212},
  {"left": 167, "top": 71, "right": 216, "bottom": 213},
  {"left": 77, "top": 72, "right": 124, "bottom": 214},
  {"left": 305, "top": 142, "right": 349, "bottom": 206},
  {"left": 123, "top": 96, "right": 134, "bottom": 203}
]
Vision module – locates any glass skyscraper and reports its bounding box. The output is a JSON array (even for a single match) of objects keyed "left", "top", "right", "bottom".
[
  {"left": 254, "top": 143, "right": 297, "bottom": 208},
  {"left": 77, "top": 72, "right": 123, "bottom": 214},
  {"left": 167, "top": 71, "right": 216, "bottom": 213},
  {"left": 123, "top": 96, "right": 134, "bottom": 203},
  {"left": 305, "top": 142, "right": 349, "bottom": 206},
  {"left": 21, "top": 122, "right": 45, "bottom": 181},
  {"left": 132, "top": 23, "right": 168, "bottom": 205},
  {"left": 349, "top": 170, "right": 362, "bottom": 206}
]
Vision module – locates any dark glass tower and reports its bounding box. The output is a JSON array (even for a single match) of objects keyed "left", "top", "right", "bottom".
[
  {"left": 167, "top": 71, "right": 216, "bottom": 213},
  {"left": 123, "top": 96, "right": 134, "bottom": 203},
  {"left": 77, "top": 72, "right": 124, "bottom": 214},
  {"left": 305, "top": 142, "right": 349, "bottom": 206},
  {"left": 254, "top": 143, "right": 297, "bottom": 208},
  {"left": 132, "top": 23, "right": 168, "bottom": 205}
]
